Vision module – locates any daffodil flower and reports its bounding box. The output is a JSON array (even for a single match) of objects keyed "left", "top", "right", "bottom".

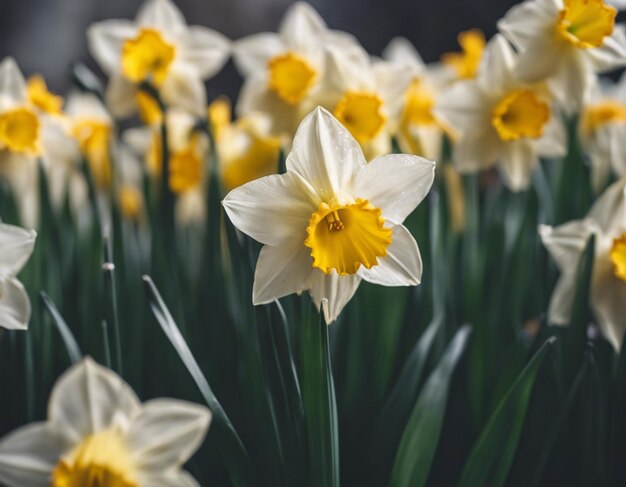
[
  {"left": 0, "top": 223, "right": 35, "bottom": 330},
  {"left": 383, "top": 37, "right": 451, "bottom": 161},
  {"left": 208, "top": 97, "right": 282, "bottom": 192},
  {"left": 579, "top": 73, "right": 626, "bottom": 191},
  {"left": 87, "top": 0, "right": 230, "bottom": 118},
  {"left": 540, "top": 176, "right": 626, "bottom": 350},
  {"left": 0, "top": 357, "right": 211, "bottom": 486},
  {"left": 0, "top": 58, "right": 75, "bottom": 228},
  {"left": 498, "top": 0, "right": 626, "bottom": 112},
  {"left": 223, "top": 107, "right": 434, "bottom": 323},
  {"left": 234, "top": 2, "right": 359, "bottom": 140},
  {"left": 435, "top": 35, "right": 566, "bottom": 191},
  {"left": 312, "top": 44, "right": 413, "bottom": 160},
  {"left": 440, "top": 29, "right": 486, "bottom": 80}
]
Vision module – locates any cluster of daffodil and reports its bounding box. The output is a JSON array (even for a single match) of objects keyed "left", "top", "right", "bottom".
[{"left": 2, "top": 0, "right": 626, "bottom": 485}]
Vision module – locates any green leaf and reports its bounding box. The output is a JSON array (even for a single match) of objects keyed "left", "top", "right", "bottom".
[
  {"left": 389, "top": 325, "right": 472, "bottom": 487},
  {"left": 459, "top": 337, "right": 556, "bottom": 487},
  {"left": 299, "top": 300, "right": 340, "bottom": 487},
  {"left": 39, "top": 291, "right": 82, "bottom": 364},
  {"left": 142, "top": 275, "right": 255, "bottom": 487}
]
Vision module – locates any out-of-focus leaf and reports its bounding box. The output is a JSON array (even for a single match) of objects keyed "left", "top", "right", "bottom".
[
  {"left": 39, "top": 291, "right": 81, "bottom": 364},
  {"left": 459, "top": 337, "right": 556, "bottom": 487},
  {"left": 389, "top": 325, "right": 472, "bottom": 487}
]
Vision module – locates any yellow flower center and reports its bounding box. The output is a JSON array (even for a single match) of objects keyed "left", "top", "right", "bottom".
[
  {"left": 441, "top": 29, "right": 485, "bottom": 79},
  {"left": 556, "top": 0, "right": 616, "bottom": 49},
  {"left": 27, "top": 75, "right": 63, "bottom": 114},
  {"left": 169, "top": 145, "right": 204, "bottom": 193},
  {"left": 402, "top": 78, "right": 437, "bottom": 128},
  {"left": 208, "top": 97, "right": 232, "bottom": 139},
  {"left": 304, "top": 199, "right": 392, "bottom": 275},
  {"left": 121, "top": 28, "right": 176, "bottom": 85},
  {"left": 267, "top": 52, "right": 317, "bottom": 105},
  {"left": 580, "top": 100, "right": 626, "bottom": 136},
  {"left": 51, "top": 429, "right": 138, "bottom": 487},
  {"left": 136, "top": 91, "right": 163, "bottom": 125},
  {"left": 72, "top": 120, "right": 112, "bottom": 188},
  {"left": 220, "top": 129, "right": 281, "bottom": 191},
  {"left": 611, "top": 232, "right": 626, "bottom": 282},
  {"left": 334, "top": 91, "right": 387, "bottom": 144},
  {"left": 118, "top": 185, "right": 143, "bottom": 220},
  {"left": 0, "top": 107, "right": 41, "bottom": 154},
  {"left": 491, "top": 89, "right": 550, "bottom": 141}
]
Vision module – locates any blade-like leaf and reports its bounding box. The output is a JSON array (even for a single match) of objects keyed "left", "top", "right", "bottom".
[
  {"left": 389, "top": 325, "right": 472, "bottom": 487},
  {"left": 39, "top": 291, "right": 82, "bottom": 364},
  {"left": 459, "top": 337, "right": 556, "bottom": 487}
]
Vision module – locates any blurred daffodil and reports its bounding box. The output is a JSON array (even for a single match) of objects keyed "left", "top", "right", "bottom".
[
  {"left": 0, "top": 223, "right": 36, "bottom": 330},
  {"left": 0, "top": 58, "right": 75, "bottom": 227},
  {"left": 313, "top": 44, "right": 413, "bottom": 159},
  {"left": 0, "top": 357, "right": 211, "bottom": 486},
  {"left": 383, "top": 37, "right": 451, "bottom": 161},
  {"left": 441, "top": 29, "right": 486, "bottom": 80},
  {"left": 540, "top": 176, "right": 626, "bottom": 350},
  {"left": 579, "top": 73, "right": 626, "bottom": 191},
  {"left": 208, "top": 97, "right": 281, "bottom": 191},
  {"left": 234, "top": 2, "right": 359, "bottom": 139},
  {"left": 26, "top": 75, "right": 64, "bottom": 115},
  {"left": 223, "top": 107, "right": 434, "bottom": 323},
  {"left": 88, "top": 0, "right": 230, "bottom": 118},
  {"left": 498, "top": 0, "right": 626, "bottom": 112},
  {"left": 435, "top": 35, "right": 566, "bottom": 191}
]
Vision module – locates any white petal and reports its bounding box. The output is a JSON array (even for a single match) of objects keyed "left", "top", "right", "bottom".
[
  {"left": 476, "top": 35, "right": 516, "bottom": 93},
  {"left": 178, "top": 26, "right": 230, "bottom": 80},
  {"left": 308, "top": 271, "right": 361, "bottom": 324},
  {"left": 534, "top": 111, "right": 567, "bottom": 159},
  {"left": 587, "top": 25, "right": 626, "bottom": 73},
  {"left": 498, "top": 140, "right": 538, "bottom": 192},
  {"left": 0, "top": 423, "right": 69, "bottom": 487},
  {"left": 591, "top": 255, "right": 626, "bottom": 351},
  {"left": 588, "top": 176, "right": 626, "bottom": 233},
  {"left": 87, "top": 20, "right": 137, "bottom": 75},
  {"left": 160, "top": 66, "right": 206, "bottom": 117},
  {"left": 0, "top": 278, "right": 31, "bottom": 330},
  {"left": 548, "top": 53, "right": 593, "bottom": 113},
  {"left": 287, "top": 107, "right": 366, "bottom": 202},
  {"left": 548, "top": 272, "right": 577, "bottom": 325},
  {"left": 497, "top": 0, "right": 560, "bottom": 47},
  {"left": 65, "top": 91, "right": 111, "bottom": 121},
  {"left": 452, "top": 129, "right": 501, "bottom": 173},
  {"left": 253, "top": 240, "right": 315, "bottom": 304},
  {"left": 515, "top": 38, "right": 566, "bottom": 85},
  {"left": 136, "top": 0, "right": 186, "bottom": 33},
  {"left": 49, "top": 357, "right": 141, "bottom": 443},
  {"left": 233, "top": 33, "right": 284, "bottom": 78},
  {"left": 0, "top": 57, "right": 26, "bottom": 104},
  {"left": 139, "top": 470, "right": 200, "bottom": 487},
  {"left": 539, "top": 220, "right": 591, "bottom": 270},
  {"left": 279, "top": 2, "right": 327, "bottom": 52},
  {"left": 351, "top": 153, "right": 434, "bottom": 225},
  {"left": 358, "top": 225, "right": 422, "bottom": 286},
  {"left": 373, "top": 60, "right": 414, "bottom": 118},
  {"left": 223, "top": 171, "right": 319, "bottom": 246},
  {"left": 434, "top": 81, "right": 491, "bottom": 139},
  {"left": 126, "top": 399, "right": 211, "bottom": 471},
  {"left": 105, "top": 74, "right": 138, "bottom": 119},
  {"left": 0, "top": 223, "right": 36, "bottom": 276},
  {"left": 382, "top": 37, "right": 425, "bottom": 71}
]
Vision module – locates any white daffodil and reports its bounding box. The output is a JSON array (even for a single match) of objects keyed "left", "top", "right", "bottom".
[
  {"left": 0, "top": 357, "right": 211, "bottom": 486},
  {"left": 540, "top": 176, "right": 626, "bottom": 350},
  {"left": 234, "top": 2, "right": 359, "bottom": 140},
  {"left": 124, "top": 108, "right": 208, "bottom": 225},
  {"left": 311, "top": 44, "right": 413, "bottom": 160},
  {"left": 435, "top": 35, "right": 567, "bottom": 191},
  {"left": 579, "top": 73, "right": 626, "bottom": 191},
  {"left": 498, "top": 0, "right": 626, "bottom": 112},
  {"left": 0, "top": 223, "right": 35, "bottom": 330},
  {"left": 208, "top": 97, "right": 281, "bottom": 192},
  {"left": 223, "top": 107, "right": 434, "bottom": 323},
  {"left": 0, "top": 58, "right": 75, "bottom": 228},
  {"left": 87, "top": 0, "right": 230, "bottom": 119},
  {"left": 383, "top": 37, "right": 451, "bottom": 161}
]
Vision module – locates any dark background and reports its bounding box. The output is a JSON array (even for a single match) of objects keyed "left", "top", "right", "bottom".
[{"left": 0, "top": 0, "right": 521, "bottom": 103}]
